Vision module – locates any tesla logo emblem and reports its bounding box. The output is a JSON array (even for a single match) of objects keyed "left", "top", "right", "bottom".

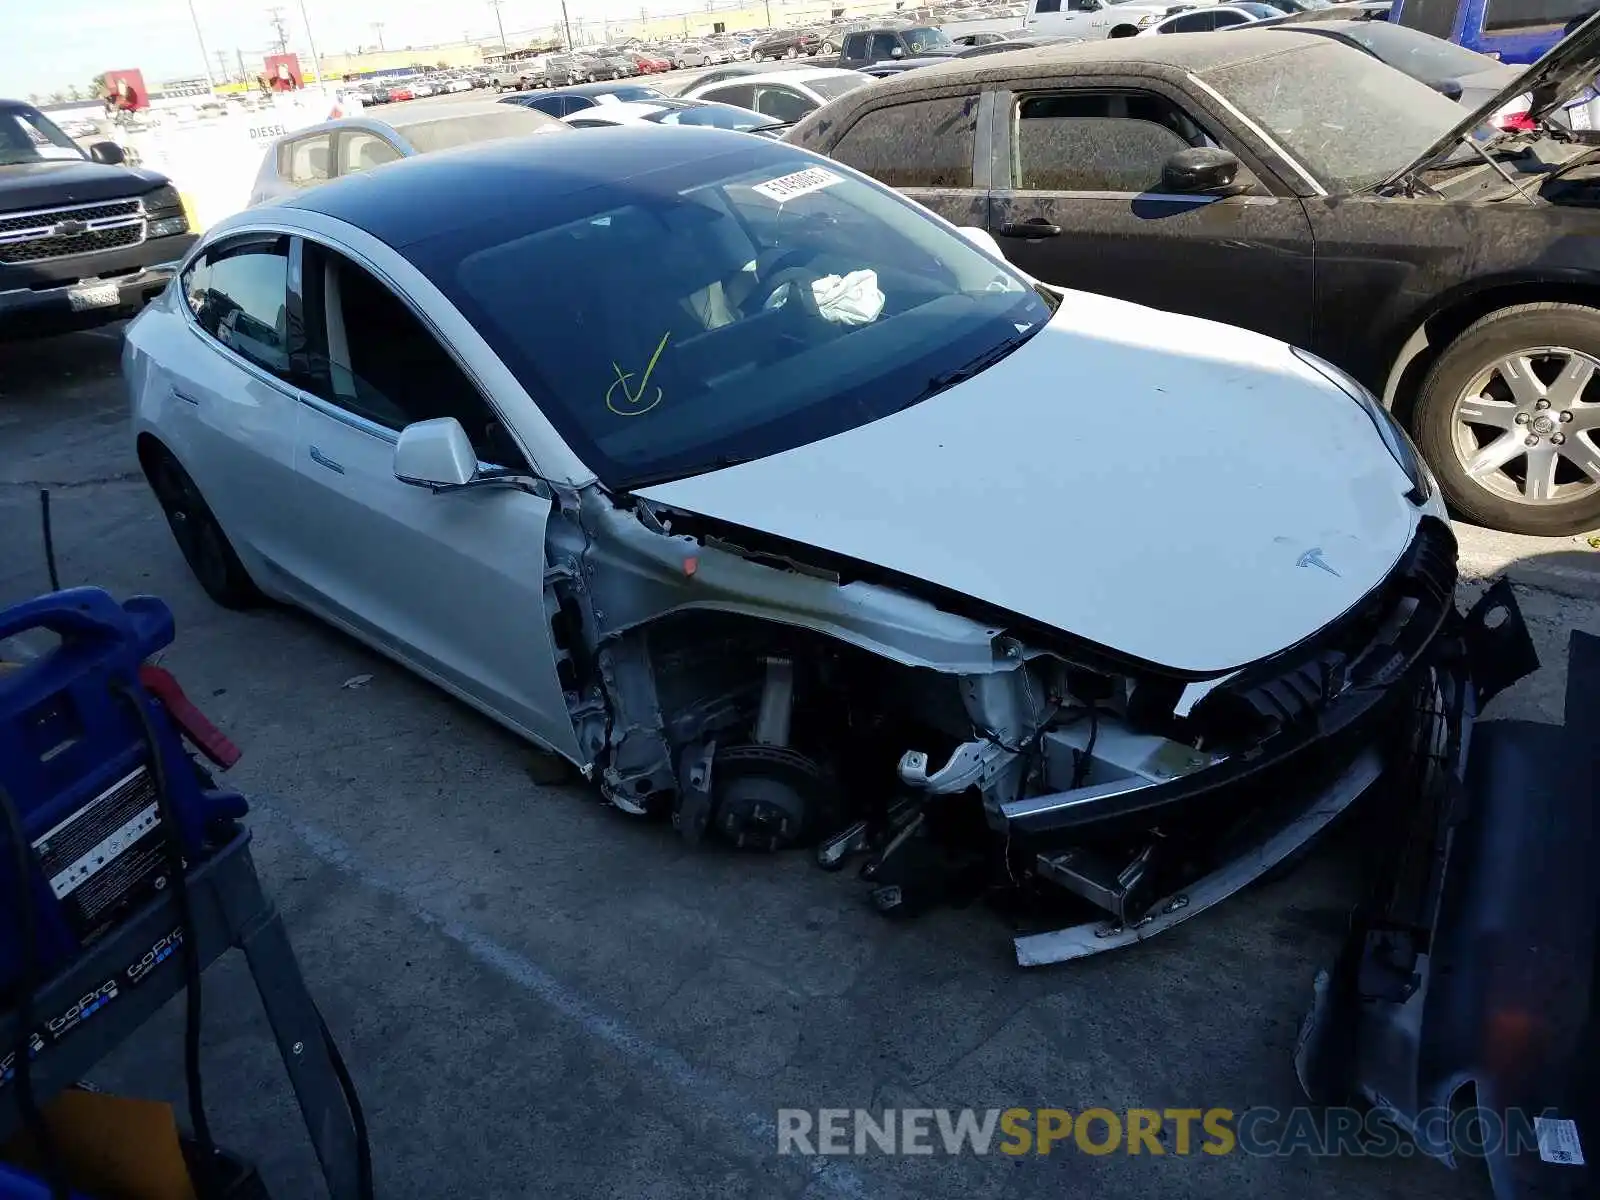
[
  {"left": 51, "top": 219, "right": 88, "bottom": 237},
  {"left": 1297, "top": 548, "right": 1340, "bottom": 577}
]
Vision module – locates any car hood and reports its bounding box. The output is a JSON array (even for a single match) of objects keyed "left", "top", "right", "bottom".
[
  {"left": 1384, "top": 11, "right": 1600, "bottom": 188},
  {"left": 0, "top": 159, "right": 168, "bottom": 209},
  {"left": 636, "top": 291, "right": 1424, "bottom": 676}
]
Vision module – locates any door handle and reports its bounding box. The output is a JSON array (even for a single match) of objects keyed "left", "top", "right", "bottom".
[
  {"left": 998, "top": 220, "right": 1063, "bottom": 239},
  {"left": 308, "top": 445, "right": 345, "bottom": 475},
  {"left": 171, "top": 388, "right": 200, "bottom": 406}
]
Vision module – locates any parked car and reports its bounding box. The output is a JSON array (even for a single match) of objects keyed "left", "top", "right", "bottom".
[
  {"left": 0, "top": 98, "right": 194, "bottom": 339},
  {"left": 1391, "top": 0, "right": 1572, "bottom": 64},
  {"left": 789, "top": 25, "right": 1600, "bottom": 534},
  {"left": 387, "top": 83, "right": 417, "bottom": 102},
  {"left": 835, "top": 25, "right": 966, "bottom": 68},
  {"left": 1023, "top": 0, "right": 1224, "bottom": 38},
  {"left": 682, "top": 67, "right": 873, "bottom": 123},
  {"left": 681, "top": 60, "right": 821, "bottom": 90},
  {"left": 593, "top": 54, "right": 639, "bottom": 80},
  {"left": 501, "top": 81, "right": 668, "bottom": 118},
  {"left": 630, "top": 51, "right": 673, "bottom": 72},
  {"left": 750, "top": 29, "right": 824, "bottom": 58},
  {"left": 951, "top": 28, "right": 1023, "bottom": 43},
  {"left": 1257, "top": 17, "right": 1522, "bottom": 106},
  {"left": 1141, "top": 2, "right": 1285, "bottom": 30},
  {"left": 955, "top": 32, "right": 1087, "bottom": 53},
  {"left": 125, "top": 126, "right": 1487, "bottom": 965},
  {"left": 559, "top": 97, "right": 789, "bottom": 136},
  {"left": 248, "top": 104, "right": 566, "bottom": 205}
]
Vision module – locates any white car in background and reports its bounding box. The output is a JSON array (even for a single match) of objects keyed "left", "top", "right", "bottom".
[
  {"left": 1024, "top": 0, "right": 1220, "bottom": 38},
  {"left": 1140, "top": 2, "right": 1283, "bottom": 31},
  {"left": 124, "top": 127, "right": 1470, "bottom": 966},
  {"left": 681, "top": 67, "right": 873, "bottom": 124},
  {"left": 558, "top": 96, "right": 789, "bottom": 135}
]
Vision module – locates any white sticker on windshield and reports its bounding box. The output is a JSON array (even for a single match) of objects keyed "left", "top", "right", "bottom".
[
  {"left": 1534, "top": 1117, "right": 1585, "bottom": 1166},
  {"left": 750, "top": 166, "right": 843, "bottom": 203}
]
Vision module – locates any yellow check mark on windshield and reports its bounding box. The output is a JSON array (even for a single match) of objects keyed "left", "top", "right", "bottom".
[{"left": 606, "top": 330, "right": 671, "bottom": 417}]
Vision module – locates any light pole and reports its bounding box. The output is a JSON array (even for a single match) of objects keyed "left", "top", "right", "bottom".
[
  {"left": 489, "top": 0, "right": 507, "bottom": 50},
  {"left": 185, "top": 0, "right": 218, "bottom": 90},
  {"left": 560, "top": 0, "right": 574, "bottom": 49},
  {"left": 294, "top": 0, "right": 326, "bottom": 86}
]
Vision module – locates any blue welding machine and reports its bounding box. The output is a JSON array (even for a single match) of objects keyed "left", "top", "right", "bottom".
[{"left": 0, "top": 588, "right": 246, "bottom": 1003}]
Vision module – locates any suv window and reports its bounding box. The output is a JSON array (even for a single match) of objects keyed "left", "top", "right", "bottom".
[
  {"left": 832, "top": 96, "right": 979, "bottom": 187},
  {"left": 752, "top": 85, "right": 813, "bottom": 122},
  {"left": 182, "top": 239, "right": 291, "bottom": 375},
  {"left": 338, "top": 130, "right": 402, "bottom": 175},
  {"left": 1014, "top": 92, "right": 1203, "bottom": 192},
  {"left": 843, "top": 32, "right": 869, "bottom": 55},
  {"left": 869, "top": 33, "right": 902, "bottom": 58},
  {"left": 1034, "top": 0, "right": 1062, "bottom": 10},
  {"left": 299, "top": 244, "right": 523, "bottom": 466},
  {"left": 1165, "top": 10, "right": 1218, "bottom": 29},
  {"left": 1482, "top": 0, "right": 1592, "bottom": 32},
  {"left": 285, "top": 134, "right": 332, "bottom": 185}
]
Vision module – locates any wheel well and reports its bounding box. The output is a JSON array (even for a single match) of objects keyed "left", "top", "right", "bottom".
[
  {"left": 134, "top": 431, "right": 172, "bottom": 481},
  {"left": 1109, "top": 23, "right": 1141, "bottom": 36},
  {"left": 1385, "top": 281, "right": 1600, "bottom": 427}
]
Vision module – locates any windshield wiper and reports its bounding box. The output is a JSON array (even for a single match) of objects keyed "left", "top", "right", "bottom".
[
  {"left": 899, "top": 330, "right": 1036, "bottom": 411},
  {"left": 620, "top": 454, "right": 756, "bottom": 492}
]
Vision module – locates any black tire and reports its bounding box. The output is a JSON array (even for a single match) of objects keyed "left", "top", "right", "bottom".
[
  {"left": 1109, "top": 24, "right": 1141, "bottom": 36},
  {"left": 143, "top": 447, "right": 264, "bottom": 609},
  {"left": 1413, "top": 302, "right": 1600, "bottom": 536}
]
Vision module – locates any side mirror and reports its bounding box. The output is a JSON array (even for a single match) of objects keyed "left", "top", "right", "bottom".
[
  {"left": 88, "top": 141, "right": 127, "bottom": 166},
  {"left": 1161, "top": 146, "right": 1247, "bottom": 196},
  {"left": 394, "top": 417, "right": 479, "bottom": 488},
  {"left": 890, "top": 45, "right": 905, "bottom": 57}
]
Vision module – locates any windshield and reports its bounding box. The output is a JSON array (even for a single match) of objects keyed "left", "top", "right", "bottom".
[
  {"left": 805, "top": 73, "right": 873, "bottom": 101},
  {"left": 408, "top": 144, "right": 1052, "bottom": 489},
  {"left": 648, "top": 102, "right": 782, "bottom": 131},
  {"left": 1331, "top": 21, "right": 1504, "bottom": 82},
  {"left": 903, "top": 25, "right": 954, "bottom": 50},
  {"left": 0, "top": 106, "right": 86, "bottom": 166},
  {"left": 1202, "top": 40, "right": 1469, "bottom": 190},
  {"left": 600, "top": 85, "right": 665, "bottom": 101}
]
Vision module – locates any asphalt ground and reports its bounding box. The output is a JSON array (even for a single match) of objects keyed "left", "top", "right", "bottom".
[{"left": 3, "top": 324, "right": 1597, "bottom": 1199}]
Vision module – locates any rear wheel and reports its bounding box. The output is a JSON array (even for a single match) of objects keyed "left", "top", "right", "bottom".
[
  {"left": 1109, "top": 24, "right": 1140, "bottom": 36},
  {"left": 786, "top": 46, "right": 799, "bottom": 58},
  {"left": 143, "top": 447, "right": 264, "bottom": 609},
  {"left": 1412, "top": 302, "right": 1600, "bottom": 536}
]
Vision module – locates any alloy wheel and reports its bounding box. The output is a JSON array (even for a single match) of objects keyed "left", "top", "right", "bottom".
[
  {"left": 152, "top": 459, "right": 230, "bottom": 596},
  {"left": 1451, "top": 345, "right": 1600, "bottom": 505}
]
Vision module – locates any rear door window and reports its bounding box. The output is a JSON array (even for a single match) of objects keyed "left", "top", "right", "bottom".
[
  {"left": 285, "top": 134, "right": 332, "bottom": 186},
  {"left": 870, "top": 33, "right": 902, "bottom": 58},
  {"left": 182, "top": 238, "right": 293, "bottom": 376},
  {"left": 832, "top": 96, "right": 979, "bottom": 187},
  {"left": 337, "top": 130, "right": 403, "bottom": 175},
  {"left": 751, "top": 85, "right": 814, "bottom": 122}
]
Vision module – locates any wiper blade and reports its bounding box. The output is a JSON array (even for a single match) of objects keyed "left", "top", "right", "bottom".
[
  {"left": 904, "top": 332, "right": 1034, "bottom": 408},
  {"left": 620, "top": 454, "right": 755, "bottom": 491}
]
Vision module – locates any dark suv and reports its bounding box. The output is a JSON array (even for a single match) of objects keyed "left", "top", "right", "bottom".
[{"left": 1, "top": 100, "right": 194, "bottom": 338}]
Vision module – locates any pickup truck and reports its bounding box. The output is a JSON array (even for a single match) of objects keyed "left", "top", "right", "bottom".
[
  {"left": 831, "top": 26, "right": 966, "bottom": 69},
  {"left": 1, "top": 99, "right": 194, "bottom": 339}
]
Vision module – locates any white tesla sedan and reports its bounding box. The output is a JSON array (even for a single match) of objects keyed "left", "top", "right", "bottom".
[{"left": 125, "top": 128, "right": 1479, "bottom": 963}]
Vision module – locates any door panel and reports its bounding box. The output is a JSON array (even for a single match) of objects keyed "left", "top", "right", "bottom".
[
  {"left": 290, "top": 238, "right": 583, "bottom": 761},
  {"left": 987, "top": 86, "right": 1315, "bottom": 347},
  {"left": 828, "top": 93, "right": 987, "bottom": 229},
  {"left": 292, "top": 404, "right": 582, "bottom": 760}
]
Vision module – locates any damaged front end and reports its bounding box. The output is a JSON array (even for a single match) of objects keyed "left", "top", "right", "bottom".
[{"left": 545, "top": 483, "right": 1522, "bottom": 964}]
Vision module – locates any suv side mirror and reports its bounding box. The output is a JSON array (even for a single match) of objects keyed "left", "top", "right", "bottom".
[
  {"left": 394, "top": 418, "right": 479, "bottom": 488},
  {"left": 1161, "top": 146, "right": 1248, "bottom": 196},
  {"left": 88, "top": 141, "right": 127, "bottom": 166}
]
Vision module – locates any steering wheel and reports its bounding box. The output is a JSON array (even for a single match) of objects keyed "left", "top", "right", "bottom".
[{"left": 752, "top": 265, "right": 824, "bottom": 322}]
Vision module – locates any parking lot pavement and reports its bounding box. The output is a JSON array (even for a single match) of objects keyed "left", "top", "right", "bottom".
[{"left": 6, "top": 327, "right": 1599, "bottom": 1200}]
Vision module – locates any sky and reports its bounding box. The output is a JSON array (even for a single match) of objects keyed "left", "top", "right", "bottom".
[{"left": 1, "top": 0, "right": 651, "bottom": 99}]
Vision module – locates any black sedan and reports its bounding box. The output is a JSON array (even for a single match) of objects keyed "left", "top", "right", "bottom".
[
  {"left": 751, "top": 29, "right": 822, "bottom": 59},
  {"left": 789, "top": 26, "right": 1600, "bottom": 535}
]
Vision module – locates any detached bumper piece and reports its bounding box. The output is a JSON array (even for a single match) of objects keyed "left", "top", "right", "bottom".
[
  {"left": 1008, "top": 518, "right": 1484, "bottom": 965},
  {"left": 1295, "top": 624, "right": 1593, "bottom": 1200}
]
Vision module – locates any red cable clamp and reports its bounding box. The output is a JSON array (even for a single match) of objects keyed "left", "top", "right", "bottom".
[{"left": 137, "top": 663, "right": 243, "bottom": 769}]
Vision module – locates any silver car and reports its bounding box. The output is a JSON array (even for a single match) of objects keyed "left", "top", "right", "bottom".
[{"left": 248, "top": 103, "right": 566, "bottom": 206}]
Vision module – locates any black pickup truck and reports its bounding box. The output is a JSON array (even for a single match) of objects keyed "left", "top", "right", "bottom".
[{"left": 1, "top": 99, "right": 195, "bottom": 339}]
